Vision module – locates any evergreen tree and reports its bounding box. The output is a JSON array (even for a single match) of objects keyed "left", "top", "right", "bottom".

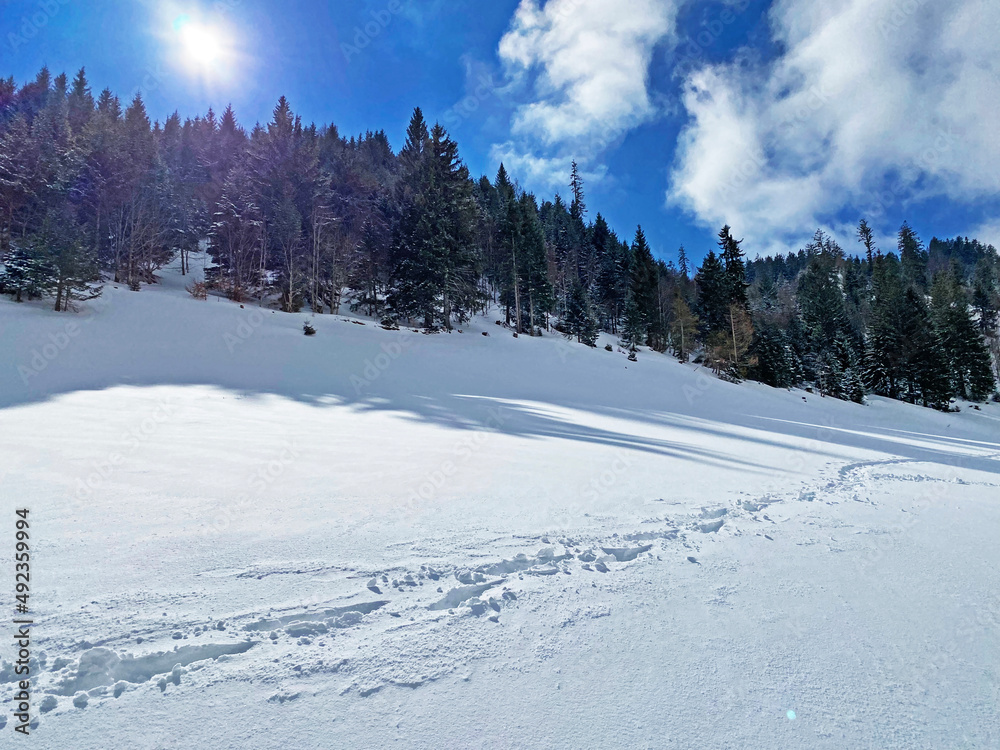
[
  {"left": 390, "top": 117, "right": 479, "bottom": 329},
  {"left": 899, "top": 286, "right": 952, "bottom": 408},
  {"left": 971, "top": 256, "right": 999, "bottom": 337},
  {"left": 44, "top": 206, "right": 102, "bottom": 311},
  {"left": 898, "top": 222, "right": 928, "bottom": 291},
  {"left": 68, "top": 68, "right": 94, "bottom": 136},
  {"left": 930, "top": 265, "right": 996, "bottom": 401},
  {"left": 857, "top": 218, "right": 876, "bottom": 268},
  {"left": 1, "top": 237, "right": 56, "bottom": 302},
  {"left": 629, "top": 226, "right": 658, "bottom": 347},
  {"left": 569, "top": 160, "right": 586, "bottom": 223},
  {"left": 493, "top": 163, "right": 523, "bottom": 330},
  {"left": 749, "top": 326, "right": 801, "bottom": 388},
  {"left": 517, "top": 192, "right": 554, "bottom": 332},
  {"left": 718, "top": 225, "right": 748, "bottom": 309},
  {"left": 565, "top": 281, "right": 598, "bottom": 347},
  {"left": 864, "top": 254, "right": 907, "bottom": 399},
  {"left": 696, "top": 250, "right": 728, "bottom": 333},
  {"left": 677, "top": 245, "right": 690, "bottom": 280}
]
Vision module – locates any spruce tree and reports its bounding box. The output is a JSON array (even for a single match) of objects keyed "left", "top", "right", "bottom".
[
  {"left": 677, "top": 245, "right": 690, "bottom": 280},
  {"left": 900, "top": 287, "right": 952, "bottom": 408},
  {"left": 718, "top": 225, "right": 748, "bottom": 309},
  {"left": 518, "top": 192, "right": 553, "bottom": 332},
  {"left": 389, "top": 118, "right": 479, "bottom": 329},
  {"left": 971, "top": 256, "right": 999, "bottom": 336},
  {"left": 565, "top": 282, "right": 598, "bottom": 347},
  {"left": 749, "top": 326, "right": 800, "bottom": 388},
  {"left": 1, "top": 238, "right": 56, "bottom": 302},
  {"left": 696, "top": 250, "right": 728, "bottom": 333},
  {"left": 857, "top": 219, "right": 876, "bottom": 269},
  {"left": 569, "top": 160, "right": 586, "bottom": 223},
  {"left": 898, "top": 222, "right": 928, "bottom": 291},
  {"left": 864, "top": 254, "right": 907, "bottom": 398},
  {"left": 629, "top": 226, "right": 658, "bottom": 347},
  {"left": 930, "top": 266, "right": 997, "bottom": 401}
]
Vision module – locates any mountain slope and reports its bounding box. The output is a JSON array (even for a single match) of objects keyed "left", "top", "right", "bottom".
[{"left": 1, "top": 258, "right": 998, "bottom": 749}]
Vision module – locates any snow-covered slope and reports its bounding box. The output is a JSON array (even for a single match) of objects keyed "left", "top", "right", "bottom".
[{"left": 1, "top": 258, "right": 998, "bottom": 749}]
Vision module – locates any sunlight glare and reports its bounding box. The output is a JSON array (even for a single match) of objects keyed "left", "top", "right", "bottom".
[{"left": 173, "top": 15, "right": 233, "bottom": 76}]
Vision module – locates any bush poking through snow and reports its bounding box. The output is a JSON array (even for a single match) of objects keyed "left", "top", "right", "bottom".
[
  {"left": 186, "top": 282, "right": 207, "bottom": 301},
  {"left": 303, "top": 322, "right": 317, "bottom": 336}
]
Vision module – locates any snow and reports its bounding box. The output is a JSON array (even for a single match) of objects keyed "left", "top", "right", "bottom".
[{"left": 1, "top": 256, "right": 998, "bottom": 748}]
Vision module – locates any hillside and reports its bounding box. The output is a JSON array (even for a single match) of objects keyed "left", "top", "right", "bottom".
[{"left": 1, "top": 257, "right": 999, "bottom": 749}]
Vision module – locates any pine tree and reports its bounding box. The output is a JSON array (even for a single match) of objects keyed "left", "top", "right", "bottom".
[
  {"left": 621, "top": 297, "right": 643, "bottom": 352},
  {"left": 677, "top": 245, "right": 690, "bottom": 280},
  {"left": 569, "top": 160, "right": 586, "bottom": 223},
  {"left": 971, "top": 256, "right": 999, "bottom": 337},
  {"left": 518, "top": 192, "right": 554, "bottom": 332},
  {"left": 494, "top": 163, "right": 522, "bottom": 330},
  {"left": 864, "top": 254, "right": 907, "bottom": 399},
  {"left": 210, "top": 157, "right": 263, "bottom": 300},
  {"left": 389, "top": 118, "right": 479, "bottom": 329},
  {"left": 0, "top": 238, "right": 56, "bottom": 302},
  {"left": 749, "top": 326, "right": 800, "bottom": 388},
  {"left": 565, "top": 282, "right": 598, "bottom": 347},
  {"left": 857, "top": 219, "right": 876, "bottom": 269},
  {"left": 798, "top": 231, "right": 849, "bottom": 344},
  {"left": 900, "top": 287, "right": 952, "bottom": 408},
  {"left": 930, "top": 265, "right": 997, "bottom": 401},
  {"left": 629, "top": 226, "right": 658, "bottom": 346},
  {"left": 594, "top": 221, "right": 630, "bottom": 335},
  {"left": 696, "top": 250, "right": 728, "bottom": 333},
  {"left": 718, "top": 225, "right": 748, "bottom": 309},
  {"left": 0, "top": 115, "right": 40, "bottom": 256},
  {"left": 898, "top": 222, "right": 928, "bottom": 291},
  {"left": 46, "top": 209, "right": 102, "bottom": 311},
  {"left": 68, "top": 68, "right": 94, "bottom": 136}
]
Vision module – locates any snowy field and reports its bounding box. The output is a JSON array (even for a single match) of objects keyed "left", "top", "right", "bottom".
[{"left": 1, "top": 258, "right": 999, "bottom": 749}]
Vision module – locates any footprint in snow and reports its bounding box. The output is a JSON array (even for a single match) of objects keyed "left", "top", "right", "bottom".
[{"left": 687, "top": 556, "right": 700, "bottom": 565}]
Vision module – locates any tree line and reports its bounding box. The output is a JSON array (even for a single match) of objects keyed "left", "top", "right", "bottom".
[{"left": 1, "top": 67, "right": 997, "bottom": 409}]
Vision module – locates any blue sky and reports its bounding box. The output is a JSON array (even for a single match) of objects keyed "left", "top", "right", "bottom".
[{"left": 2, "top": 0, "right": 998, "bottom": 265}]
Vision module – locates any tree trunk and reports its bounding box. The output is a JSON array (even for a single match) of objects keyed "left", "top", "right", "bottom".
[
  {"left": 512, "top": 239, "right": 521, "bottom": 335},
  {"left": 730, "top": 309, "right": 738, "bottom": 364}
]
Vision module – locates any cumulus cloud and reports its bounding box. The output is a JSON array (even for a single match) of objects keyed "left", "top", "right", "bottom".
[
  {"left": 494, "top": 0, "right": 680, "bottom": 188},
  {"left": 669, "top": 0, "right": 1000, "bottom": 253},
  {"left": 972, "top": 220, "right": 1000, "bottom": 252}
]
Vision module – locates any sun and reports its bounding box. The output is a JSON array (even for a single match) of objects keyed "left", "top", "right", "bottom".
[
  {"left": 181, "top": 23, "right": 224, "bottom": 66},
  {"left": 173, "top": 16, "right": 232, "bottom": 74}
]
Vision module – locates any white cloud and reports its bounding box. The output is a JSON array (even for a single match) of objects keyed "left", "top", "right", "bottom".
[
  {"left": 494, "top": 0, "right": 680, "bottom": 189},
  {"left": 669, "top": 0, "right": 1000, "bottom": 254},
  {"left": 971, "top": 220, "right": 1000, "bottom": 252},
  {"left": 488, "top": 143, "right": 607, "bottom": 194}
]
